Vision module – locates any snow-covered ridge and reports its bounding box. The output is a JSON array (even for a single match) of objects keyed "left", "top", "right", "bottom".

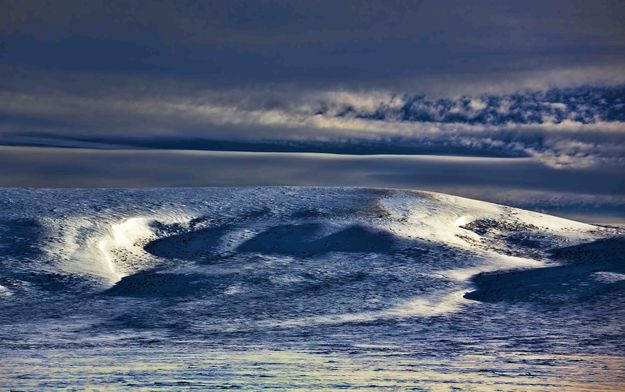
[
  {"left": 41, "top": 212, "right": 191, "bottom": 284},
  {"left": 33, "top": 188, "right": 606, "bottom": 286},
  {"left": 381, "top": 190, "right": 597, "bottom": 247},
  {"left": 1, "top": 187, "right": 620, "bottom": 326}
]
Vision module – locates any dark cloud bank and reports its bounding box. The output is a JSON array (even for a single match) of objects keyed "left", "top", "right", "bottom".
[{"left": 1, "top": 0, "right": 624, "bottom": 223}]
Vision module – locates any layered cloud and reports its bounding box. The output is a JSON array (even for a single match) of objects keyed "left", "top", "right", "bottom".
[
  {"left": 1, "top": 80, "right": 624, "bottom": 168},
  {"left": 2, "top": 0, "right": 624, "bottom": 169}
]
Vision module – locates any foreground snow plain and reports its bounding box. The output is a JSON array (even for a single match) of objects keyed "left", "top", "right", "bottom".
[{"left": 0, "top": 187, "right": 623, "bottom": 390}]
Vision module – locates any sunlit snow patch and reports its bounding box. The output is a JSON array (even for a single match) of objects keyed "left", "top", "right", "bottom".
[{"left": 592, "top": 271, "right": 625, "bottom": 284}]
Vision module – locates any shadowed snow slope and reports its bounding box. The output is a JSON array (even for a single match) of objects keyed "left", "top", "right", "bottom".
[{"left": 465, "top": 237, "right": 625, "bottom": 303}]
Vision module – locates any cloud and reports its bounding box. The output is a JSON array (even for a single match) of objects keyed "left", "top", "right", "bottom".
[
  {"left": 2, "top": 1, "right": 625, "bottom": 90},
  {"left": 1, "top": 79, "right": 624, "bottom": 168}
]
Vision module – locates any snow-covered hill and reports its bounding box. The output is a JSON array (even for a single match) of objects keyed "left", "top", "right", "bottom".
[{"left": 0, "top": 187, "right": 623, "bottom": 390}]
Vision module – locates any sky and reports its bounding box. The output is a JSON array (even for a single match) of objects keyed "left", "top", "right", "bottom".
[{"left": 1, "top": 0, "right": 624, "bottom": 223}]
